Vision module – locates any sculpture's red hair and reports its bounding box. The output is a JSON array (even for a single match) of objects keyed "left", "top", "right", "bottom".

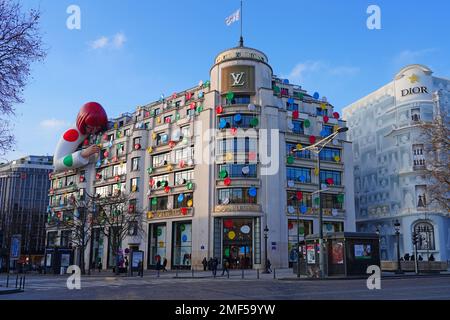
[{"left": 76, "top": 102, "right": 108, "bottom": 134}]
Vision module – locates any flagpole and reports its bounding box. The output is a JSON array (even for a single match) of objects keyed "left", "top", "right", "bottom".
[{"left": 239, "top": 0, "right": 243, "bottom": 47}]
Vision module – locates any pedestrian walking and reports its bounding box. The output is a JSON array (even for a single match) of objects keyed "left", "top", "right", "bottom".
[
  {"left": 162, "top": 258, "right": 168, "bottom": 272},
  {"left": 97, "top": 261, "right": 102, "bottom": 273},
  {"left": 212, "top": 257, "right": 218, "bottom": 277},
  {"left": 202, "top": 257, "right": 208, "bottom": 271},
  {"left": 208, "top": 258, "right": 213, "bottom": 271},
  {"left": 266, "top": 259, "right": 272, "bottom": 273},
  {"left": 221, "top": 258, "right": 230, "bottom": 277}
]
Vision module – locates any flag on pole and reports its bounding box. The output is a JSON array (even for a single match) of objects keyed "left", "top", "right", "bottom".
[{"left": 225, "top": 9, "right": 240, "bottom": 26}]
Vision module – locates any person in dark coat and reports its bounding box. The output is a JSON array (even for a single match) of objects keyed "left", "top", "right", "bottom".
[
  {"left": 429, "top": 254, "right": 435, "bottom": 261},
  {"left": 202, "top": 257, "right": 208, "bottom": 271},
  {"left": 156, "top": 256, "right": 162, "bottom": 271},
  {"left": 212, "top": 257, "right": 218, "bottom": 277},
  {"left": 162, "top": 258, "right": 168, "bottom": 272},
  {"left": 208, "top": 258, "right": 213, "bottom": 271},
  {"left": 221, "top": 258, "right": 230, "bottom": 277}
]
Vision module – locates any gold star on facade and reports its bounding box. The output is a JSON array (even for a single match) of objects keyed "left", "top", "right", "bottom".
[{"left": 409, "top": 74, "right": 419, "bottom": 84}]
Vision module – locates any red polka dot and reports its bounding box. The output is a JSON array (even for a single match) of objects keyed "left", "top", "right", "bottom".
[{"left": 63, "top": 129, "right": 79, "bottom": 142}]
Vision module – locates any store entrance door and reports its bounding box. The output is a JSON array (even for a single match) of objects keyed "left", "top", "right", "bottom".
[{"left": 222, "top": 218, "right": 253, "bottom": 269}]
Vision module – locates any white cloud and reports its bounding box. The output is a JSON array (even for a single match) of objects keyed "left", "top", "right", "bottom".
[
  {"left": 112, "top": 32, "right": 127, "bottom": 48},
  {"left": 283, "top": 60, "right": 359, "bottom": 83},
  {"left": 39, "top": 119, "right": 69, "bottom": 129},
  {"left": 394, "top": 48, "right": 437, "bottom": 65},
  {"left": 89, "top": 32, "right": 127, "bottom": 50},
  {"left": 90, "top": 36, "right": 109, "bottom": 49}
]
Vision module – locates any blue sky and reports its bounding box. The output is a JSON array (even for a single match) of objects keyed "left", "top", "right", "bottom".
[{"left": 5, "top": 0, "right": 450, "bottom": 160}]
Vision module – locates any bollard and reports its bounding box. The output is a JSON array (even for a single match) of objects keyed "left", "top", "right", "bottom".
[
  {"left": 241, "top": 269, "right": 244, "bottom": 279},
  {"left": 273, "top": 268, "right": 276, "bottom": 279},
  {"left": 6, "top": 274, "right": 9, "bottom": 288},
  {"left": 257, "top": 269, "right": 260, "bottom": 279}
]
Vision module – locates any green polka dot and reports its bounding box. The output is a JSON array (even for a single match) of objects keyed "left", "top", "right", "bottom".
[{"left": 63, "top": 155, "right": 73, "bottom": 167}]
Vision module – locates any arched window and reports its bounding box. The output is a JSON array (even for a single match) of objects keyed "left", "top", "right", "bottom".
[{"left": 413, "top": 222, "right": 435, "bottom": 251}]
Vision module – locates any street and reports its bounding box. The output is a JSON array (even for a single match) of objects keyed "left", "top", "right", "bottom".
[{"left": 1, "top": 270, "right": 450, "bottom": 300}]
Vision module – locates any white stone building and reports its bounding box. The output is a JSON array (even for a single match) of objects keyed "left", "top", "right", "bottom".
[{"left": 343, "top": 64, "right": 450, "bottom": 262}]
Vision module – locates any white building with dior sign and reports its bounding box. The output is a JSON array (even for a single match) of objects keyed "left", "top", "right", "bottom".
[
  {"left": 47, "top": 41, "right": 355, "bottom": 271},
  {"left": 343, "top": 64, "right": 450, "bottom": 262}
]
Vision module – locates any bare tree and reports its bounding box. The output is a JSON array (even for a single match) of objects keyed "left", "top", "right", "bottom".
[
  {"left": 0, "top": 0, "right": 46, "bottom": 155},
  {"left": 419, "top": 102, "right": 450, "bottom": 211},
  {"left": 56, "top": 193, "right": 98, "bottom": 275},
  {"left": 95, "top": 192, "right": 145, "bottom": 275}
]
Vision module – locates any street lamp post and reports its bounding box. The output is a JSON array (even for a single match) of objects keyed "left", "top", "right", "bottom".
[
  {"left": 293, "top": 127, "right": 348, "bottom": 279},
  {"left": 394, "top": 220, "right": 403, "bottom": 274},
  {"left": 263, "top": 226, "right": 269, "bottom": 273}
]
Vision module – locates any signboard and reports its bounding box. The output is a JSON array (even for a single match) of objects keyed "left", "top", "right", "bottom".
[
  {"left": 132, "top": 251, "right": 144, "bottom": 268},
  {"left": 221, "top": 65, "right": 255, "bottom": 94},
  {"left": 10, "top": 235, "right": 22, "bottom": 260},
  {"left": 61, "top": 254, "right": 71, "bottom": 267},
  {"left": 354, "top": 244, "right": 372, "bottom": 260},
  {"left": 306, "top": 245, "right": 316, "bottom": 264}
]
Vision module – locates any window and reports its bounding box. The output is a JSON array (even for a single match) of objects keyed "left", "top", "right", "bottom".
[
  {"left": 286, "top": 142, "right": 310, "bottom": 159},
  {"left": 321, "top": 194, "right": 343, "bottom": 209},
  {"left": 292, "top": 121, "right": 304, "bottom": 134},
  {"left": 124, "top": 129, "right": 131, "bottom": 137},
  {"left": 152, "top": 153, "right": 170, "bottom": 167},
  {"left": 154, "top": 108, "right": 161, "bottom": 116},
  {"left": 218, "top": 188, "right": 257, "bottom": 204},
  {"left": 47, "top": 231, "right": 58, "bottom": 246},
  {"left": 130, "top": 177, "right": 140, "bottom": 192},
  {"left": 150, "top": 196, "right": 168, "bottom": 211},
  {"left": 174, "top": 193, "right": 193, "bottom": 208},
  {"left": 227, "top": 95, "right": 250, "bottom": 105},
  {"left": 131, "top": 157, "right": 140, "bottom": 171},
  {"left": 181, "top": 126, "right": 190, "bottom": 138},
  {"left": 151, "top": 174, "right": 169, "bottom": 189},
  {"left": 175, "top": 170, "right": 194, "bottom": 185},
  {"left": 287, "top": 191, "right": 312, "bottom": 208},
  {"left": 414, "top": 222, "right": 435, "bottom": 251},
  {"left": 175, "top": 101, "right": 181, "bottom": 108},
  {"left": 66, "top": 175, "right": 76, "bottom": 186},
  {"left": 174, "top": 147, "right": 193, "bottom": 163},
  {"left": 413, "top": 144, "right": 425, "bottom": 168},
  {"left": 113, "top": 163, "right": 126, "bottom": 176},
  {"left": 218, "top": 164, "right": 257, "bottom": 178},
  {"left": 216, "top": 138, "right": 257, "bottom": 155},
  {"left": 156, "top": 133, "right": 169, "bottom": 146},
  {"left": 128, "top": 221, "right": 139, "bottom": 236},
  {"left": 286, "top": 167, "right": 311, "bottom": 183},
  {"left": 280, "top": 88, "right": 289, "bottom": 96},
  {"left": 164, "top": 115, "right": 172, "bottom": 123},
  {"left": 95, "top": 185, "right": 112, "bottom": 198},
  {"left": 286, "top": 102, "right": 299, "bottom": 111},
  {"left": 411, "top": 108, "right": 420, "bottom": 121},
  {"left": 60, "top": 230, "right": 71, "bottom": 247},
  {"left": 320, "top": 170, "right": 342, "bottom": 186},
  {"left": 107, "top": 134, "right": 114, "bottom": 142},
  {"left": 218, "top": 115, "right": 255, "bottom": 129},
  {"left": 322, "top": 125, "right": 333, "bottom": 136},
  {"left": 116, "top": 143, "right": 125, "bottom": 156},
  {"left": 144, "top": 122, "right": 151, "bottom": 130},
  {"left": 187, "top": 108, "right": 195, "bottom": 117},
  {"left": 316, "top": 108, "right": 328, "bottom": 116},
  {"left": 133, "top": 137, "right": 142, "bottom": 146},
  {"left": 320, "top": 148, "right": 341, "bottom": 161}
]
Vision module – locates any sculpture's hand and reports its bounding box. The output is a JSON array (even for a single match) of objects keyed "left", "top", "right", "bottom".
[{"left": 81, "top": 145, "right": 100, "bottom": 159}]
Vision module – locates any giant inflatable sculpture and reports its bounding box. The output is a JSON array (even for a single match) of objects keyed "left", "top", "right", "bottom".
[{"left": 54, "top": 102, "right": 108, "bottom": 172}]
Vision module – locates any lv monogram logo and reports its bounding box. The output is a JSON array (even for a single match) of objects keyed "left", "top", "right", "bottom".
[{"left": 230, "top": 72, "right": 245, "bottom": 86}]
